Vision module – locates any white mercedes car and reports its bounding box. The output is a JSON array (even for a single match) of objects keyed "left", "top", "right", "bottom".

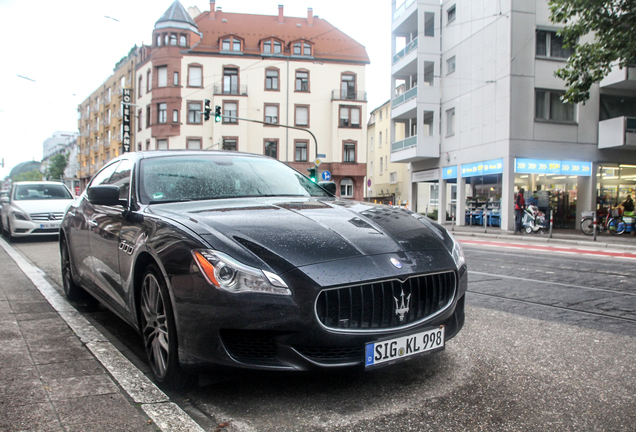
[{"left": 1, "top": 181, "right": 75, "bottom": 240}]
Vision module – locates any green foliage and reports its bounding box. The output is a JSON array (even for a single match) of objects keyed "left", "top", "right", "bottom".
[
  {"left": 14, "top": 169, "right": 43, "bottom": 182},
  {"left": 549, "top": 0, "right": 636, "bottom": 103},
  {"left": 46, "top": 153, "right": 68, "bottom": 180}
]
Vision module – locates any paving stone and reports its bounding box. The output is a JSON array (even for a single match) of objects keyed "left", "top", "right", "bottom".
[
  {"left": 9, "top": 301, "right": 54, "bottom": 315},
  {"left": 37, "top": 359, "right": 106, "bottom": 382},
  {"left": 46, "top": 374, "right": 119, "bottom": 401},
  {"left": 0, "top": 339, "right": 32, "bottom": 368},
  {"left": 18, "top": 317, "right": 72, "bottom": 343},
  {"left": 27, "top": 337, "right": 94, "bottom": 365},
  {"left": 0, "top": 321, "right": 22, "bottom": 341},
  {"left": 0, "top": 402, "right": 57, "bottom": 431}
]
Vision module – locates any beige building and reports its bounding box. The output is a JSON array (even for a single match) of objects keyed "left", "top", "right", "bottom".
[
  {"left": 77, "top": 46, "right": 138, "bottom": 189},
  {"left": 134, "top": 1, "right": 370, "bottom": 200},
  {"left": 367, "top": 101, "right": 407, "bottom": 205}
]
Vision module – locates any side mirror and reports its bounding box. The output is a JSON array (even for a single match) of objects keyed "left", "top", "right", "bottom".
[
  {"left": 87, "top": 185, "right": 126, "bottom": 207},
  {"left": 318, "top": 181, "right": 337, "bottom": 196},
  {"left": 0, "top": 197, "right": 8, "bottom": 204}
]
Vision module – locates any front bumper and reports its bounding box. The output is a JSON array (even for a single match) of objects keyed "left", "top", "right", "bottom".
[
  {"left": 8, "top": 218, "right": 61, "bottom": 237},
  {"left": 171, "top": 261, "right": 468, "bottom": 373}
]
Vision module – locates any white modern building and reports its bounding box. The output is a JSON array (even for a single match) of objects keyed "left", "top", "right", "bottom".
[{"left": 391, "top": 0, "right": 636, "bottom": 230}]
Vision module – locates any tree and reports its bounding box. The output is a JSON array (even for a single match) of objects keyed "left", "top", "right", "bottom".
[
  {"left": 549, "top": 0, "right": 636, "bottom": 104},
  {"left": 46, "top": 153, "right": 68, "bottom": 180},
  {"left": 14, "top": 169, "right": 43, "bottom": 182}
]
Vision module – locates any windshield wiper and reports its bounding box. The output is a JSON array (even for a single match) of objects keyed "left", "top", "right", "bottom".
[{"left": 148, "top": 198, "right": 192, "bottom": 205}]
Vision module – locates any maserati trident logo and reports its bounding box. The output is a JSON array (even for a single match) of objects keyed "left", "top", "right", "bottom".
[
  {"left": 390, "top": 258, "right": 402, "bottom": 269},
  {"left": 394, "top": 290, "right": 411, "bottom": 322}
]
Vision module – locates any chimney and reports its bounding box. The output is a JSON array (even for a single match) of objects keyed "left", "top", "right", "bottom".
[
  {"left": 278, "top": 5, "right": 284, "bottom": 24},
  {"left": 307, "top": 8, "right": 313, "bottom": 26},
  {"left": 210, "top": 1, "right": 215, "bottom": 19}
]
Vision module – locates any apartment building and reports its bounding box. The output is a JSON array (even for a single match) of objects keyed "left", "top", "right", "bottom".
[
  {"left": 135, "top": 1, "right": 370, "bottom": 200},
  {"left": 366, "top": 100, "right": 409, "bottom": 206},
  {"left": 77, "top": 46, "right": 138, "bottom": 189},
  {"left": 391, "top": 0, "right": 636, "bottom": 230}
]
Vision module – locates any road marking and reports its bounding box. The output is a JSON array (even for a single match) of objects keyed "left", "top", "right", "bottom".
[
  {"left": 0, "top": 238, "right": 205, "bottom": 432},
  {"left": 459, "top": 239, "right": 636, "bottom": 260}
]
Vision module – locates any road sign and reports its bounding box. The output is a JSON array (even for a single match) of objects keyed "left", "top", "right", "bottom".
[
  {"left": 317, "top": 154, "right": 326, "bottom": 158},
  {"left": 314, "top": 158, "right": 322, "bottom": 167},
  {"left": 367, "top": 179, "right": 371, "bottom": 187},
  {"left": 322, "top": 171, "right": 331, "bottom": 181}
]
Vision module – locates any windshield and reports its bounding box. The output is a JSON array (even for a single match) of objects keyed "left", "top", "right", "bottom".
[
  {"left": 13, "top": 184, "right": 73, "bottom": 201},
  {"left": 139, "top": 154, "right": 331, "bottom": 204}
]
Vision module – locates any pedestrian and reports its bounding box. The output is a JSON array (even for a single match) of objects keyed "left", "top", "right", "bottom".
[
  {"left": 619, "top": 193, "right": 634, "bottom": 214},
  {"left": 515, "top": 188, "right": 525, "bottom": 234}
]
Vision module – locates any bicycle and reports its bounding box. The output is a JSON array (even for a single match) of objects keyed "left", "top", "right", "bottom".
[{"left": 580, "top": 207, "right": 626, "bottom": 235}]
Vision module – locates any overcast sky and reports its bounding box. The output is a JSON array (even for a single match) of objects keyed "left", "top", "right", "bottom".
[{"left": 0, "top": 0, "right": 392, "bottom": 179}]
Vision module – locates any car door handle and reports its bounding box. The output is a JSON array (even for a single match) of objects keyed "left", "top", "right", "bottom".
[
  {"left": 88, "top": 220, "right": 98, "bottom": 227},
  {"left": 67, "top": 211, "right": 76, "bottom": 217}
]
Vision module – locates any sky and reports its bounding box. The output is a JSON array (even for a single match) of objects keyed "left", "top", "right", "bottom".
[{"left": 0, "top": 0, "right": 392, "bottom": 180}]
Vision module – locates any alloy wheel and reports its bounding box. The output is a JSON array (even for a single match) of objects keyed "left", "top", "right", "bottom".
[{"left": 141, "top": 272, "right": 170, "bottom": 379}]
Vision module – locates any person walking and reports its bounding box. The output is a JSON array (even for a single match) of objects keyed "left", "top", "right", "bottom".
[{"left": 515, "top": 188, "right": 525, "bottom": 234}]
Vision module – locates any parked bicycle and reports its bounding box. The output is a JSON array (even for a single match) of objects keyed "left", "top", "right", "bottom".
[{"left": 580, "top": 206, "right": 626, "bottom": 235}]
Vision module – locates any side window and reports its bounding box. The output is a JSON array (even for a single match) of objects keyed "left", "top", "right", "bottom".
[
  {"left": 108, "top": 159, "right": 133, "bottom": 201},
  {"left": 89, "top": 162, "right": 121, "bottom": 189}
]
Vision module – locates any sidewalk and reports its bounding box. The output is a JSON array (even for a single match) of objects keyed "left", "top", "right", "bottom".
[
  {"left": 0, "top": 240, "right": 205, "bottom": 432},
  {"left": 445, "top": 223, "right": 636, "bottom": 252}
]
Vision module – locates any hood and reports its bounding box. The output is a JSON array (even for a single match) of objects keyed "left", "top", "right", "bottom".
[
  {"left": 149, "top": 198, "right": 451, "bottom": 272},
  {"left": 11, "top": 199, "right": 75, "bottom": 216}
]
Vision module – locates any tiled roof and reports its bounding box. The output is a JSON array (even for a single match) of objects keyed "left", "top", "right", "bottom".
[
  {"left": 191, "top": 10, "right": 370, "bottom": 64},
  {"left": 156, "top": 0, "right": 197, "bottom": 29}
]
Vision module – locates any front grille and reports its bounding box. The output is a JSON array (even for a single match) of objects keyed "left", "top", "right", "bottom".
[
  {"left": 315, "top": 271, "right": 456, "bottom": 332},
  {"left": 30, "top": 212, "right": 64, "bottom": 221},
  {"left": 220, "top": 329, "right": 279, "bottom": 365},
  {"left": 31, "top": 228, "right": 60, "bottom": 234},
  {"left": 294, "top": 346, "right": 364, "bottom": 363}
]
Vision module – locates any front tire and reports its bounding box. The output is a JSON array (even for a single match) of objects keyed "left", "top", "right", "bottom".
[
  {"left": 580, "top": 217, "right": 594, "bottom": 235},
  {"left": 61, "top": 239, "right": 90, "bottom": 302},
  {"left": 608, "top": 218, "right": 626, "bottom": 235},
  {"left": 140, "top": 264, "right": 192, "bottom": 389}
]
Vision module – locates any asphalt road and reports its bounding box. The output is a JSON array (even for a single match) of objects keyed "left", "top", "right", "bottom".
[{"left": 8, "top": 235, "right": 636, "bottom": 431}]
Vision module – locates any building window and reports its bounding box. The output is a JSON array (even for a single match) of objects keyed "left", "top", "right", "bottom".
[
  {"left": 292, "top": 41, "right": 312, "bottom": 56},
  {"left": 262, "top": 38, "right": 282, "bottom": 54},
  {"left": 222, "top": 137, "right": 237, "bottom": 151},
  {"left": 222, "top": 36, "right": 242, "bottom": 52},
  {"left": 138, "top": 75, "right": 143, "bottom": 97},
  {"left": 157, "top": 139, "right": 168, "bottom": 150},
  {"left": 157, "top": 103, "right": 167, "bottom": 123},
  {"left": 385, "top": 156, "right": 388, "bottom": 170},
  {"left": 180, "top": 35, "right": 187, "bottom": 47},
  {"left": 146, "top": 106, "right": 151, "bottom": 128},
  {"left": 424, "top": 12, "right": 435, "bottom": 37},
  {"left": 370, "top": 160, "right": 374, "bottom": 176},
  {"left": 173, "top": 71, "right": 179, "bottom": 86},
  {"left": 340, "top": 178, "right": 353, "bottom": 198},
  {"left": 536, "top": 30, "right": 574, "bottom": 59},
  {"left": 164, "top": 34, "right": 169, "bottom": 46},
  {"left": 369, "top": 136, "right": 374, "bottom": 151},
  {"left": 379, "top": 131, "right": 383, "bottom": 147},
  {"left": 146, "top": 70, "right": 151, "bottom": 92},
  {"left": 157, "top": 66, "right": 167, "bottom": 87},
  {"left": 187, "top": 138, "right": 201, "bottom": 149},
  {"left": 339, "top": 106, "right": 361, "bottom": 128},
  {"left": 223, "top": 101, "right": 238, "bottom": 123},
  {"left": 341, "top": 74, "right": 356, "bottom": 100},
  {"left": 295, "top": 70, "right": 309, "bottom": 92},
  {"left": 380, "top": 157, "right": 384, "bottom": 173},
  {"left": 446, "top": 108, "right": 455, "bottom": 136},
  {"left": 535, "top": 89, "right": 576, "bottom": 122},
  {"left": 265, "top": 68, "right": 279, "bottom": 90},
  {"left": 390, "top": 172, "right": 397, "bottom": 184},
  {"left": 172, "top": 109, "right": 178, "bottom": 123},
  {"left": 170, "top": 35, "right": 177, "bottom": 46},
  {"left": 295, "top": 105, "right": 309, "bottom": 127},
  {"left": 223, "top": 67, "right": 239, "bottom": 94},
  {"left": 264, "top": 140, "right": 278, "bottom": 158},
  {"left": 343, "top": 141, "right": 356, "bottom": 163},
  {"left": 447, "top": 56, "right": 456, "bottom": 74},
  {"left": 264, "top": 104, "right": 279, "bottom": 124},
  {"left": 188, "top": 102, "right": 202, "bottom": 124},
  {"left": 138, "top": 109, "right": 142, "bottom": 131},
  {"left": 188, "top": 65, "right": 202, "bottom": 87},
  {"left": 423, "top": 111, "right": 434, "bottom": 136},
  {"left": 447, "top": 5, "right": 456, "bottom": 23},
  {"left": 156, "top": 35, "right": 161, "bottom": 47},
  {"left": 424, "top": 62, "right": 435, "bottom": 86},
  {"left": 295, "top": 141, "right": 308, "bottom": 162}
]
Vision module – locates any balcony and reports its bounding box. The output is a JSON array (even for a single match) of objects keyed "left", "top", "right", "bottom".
[
  {"left": 393, "top": 38, "right": 417, "bottom": 64},
  {"left": 331, "top": 89, "right": 367, "bottom": 102},
  {"left": 392, "top": 86, "right": 417, "bottom": 109},
  {"left": 393, "top": 0, "right": 415, "bottom": 22},
  {"left": 213, "top": 84, "right": 248, "bottom": 96},
  {"left": 391, "top": 136, "right": 417, "bottom": 152},
  {"left": 600, "top": 65, "right": 636, "bottom": 91},
  {"left": 598, "top": 116, "right": 636, "bottom": 149},
  {"left": 391, "top": 135, "right": 439, "bottom": 163}
]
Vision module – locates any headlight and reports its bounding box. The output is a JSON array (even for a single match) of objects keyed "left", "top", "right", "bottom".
[
  {"left": 12, "top": 211, "right": 29, "bottom": 221},
  {"left": 451, "top": 237, "right": 466, "bottom": 269},
  {"left": 192, "top": 250, "right": 291, "bottom": 295}
]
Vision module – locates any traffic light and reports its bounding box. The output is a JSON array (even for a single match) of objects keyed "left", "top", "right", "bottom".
[
  {"left": 307, "top": 166, "right": 317, "bottom": 183},
  {"left": 203, "top": 99, "right": 211, "bottom": 121},
  {"left": 215, "top": 105, "right": 221, "bottom": 122}
]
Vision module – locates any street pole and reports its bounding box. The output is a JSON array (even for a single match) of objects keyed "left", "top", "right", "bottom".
[
  {"left": 593, "top": 210, "right": 597, "bottom": 241},
  {"left": 549, "top": 209, "right": 553, "bottom": 238},
  {"left": 451, "top": 203, "right": 455, "bottom": 232}
]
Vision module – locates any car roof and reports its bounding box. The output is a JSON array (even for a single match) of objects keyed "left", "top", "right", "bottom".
[
  {"left": 12, "top": 181, "right": 68, "bottom": 186},
  {"left": 113, "top": 149, "right": 271, "bottom": 163}
]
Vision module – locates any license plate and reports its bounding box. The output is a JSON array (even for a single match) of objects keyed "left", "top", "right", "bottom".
[
  {"left": 365, "top": 326, "right": 444, "bottom": 367},
  {"left": 39, "top": 223, "right": 58, "bottom": 229}
]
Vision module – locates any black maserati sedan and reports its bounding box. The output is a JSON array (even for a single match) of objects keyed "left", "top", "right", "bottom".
[{"left": 60, "top": 151, "right": 466, "bottom": 388}]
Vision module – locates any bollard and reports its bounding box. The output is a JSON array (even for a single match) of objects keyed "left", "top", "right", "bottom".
[
  {"left": 593, "top": 210, "right": 597, "bottom": 242},
  {"left": 484, "top": 208, "right": 488, "bottom": 233},
  {"left": 452, "top": 204, "right": 455, "bottom": 232},
  {"left": 549, "top": 209, "right": 553, "bottom": 238}
]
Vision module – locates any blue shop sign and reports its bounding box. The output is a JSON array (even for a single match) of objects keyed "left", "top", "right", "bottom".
[
  {"left": 442, "top": 165, "right": 458, "bottom": 180},
  {"left": 460, "top": 158, "right": 503, "bottom": 178},
  {"left": 515, "top": 158, "right": 592, "bottom": 176}
]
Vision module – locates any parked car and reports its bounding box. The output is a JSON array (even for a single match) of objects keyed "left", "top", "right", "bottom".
[
  {"left": 0, "top": 190, "right": 8, "bottom": 232},
  {"left": 1, "top": 181, "right": 75, "bottom": 240},
  {"left": 60, "top": 151, "right": 467, "bottom": 388}
]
